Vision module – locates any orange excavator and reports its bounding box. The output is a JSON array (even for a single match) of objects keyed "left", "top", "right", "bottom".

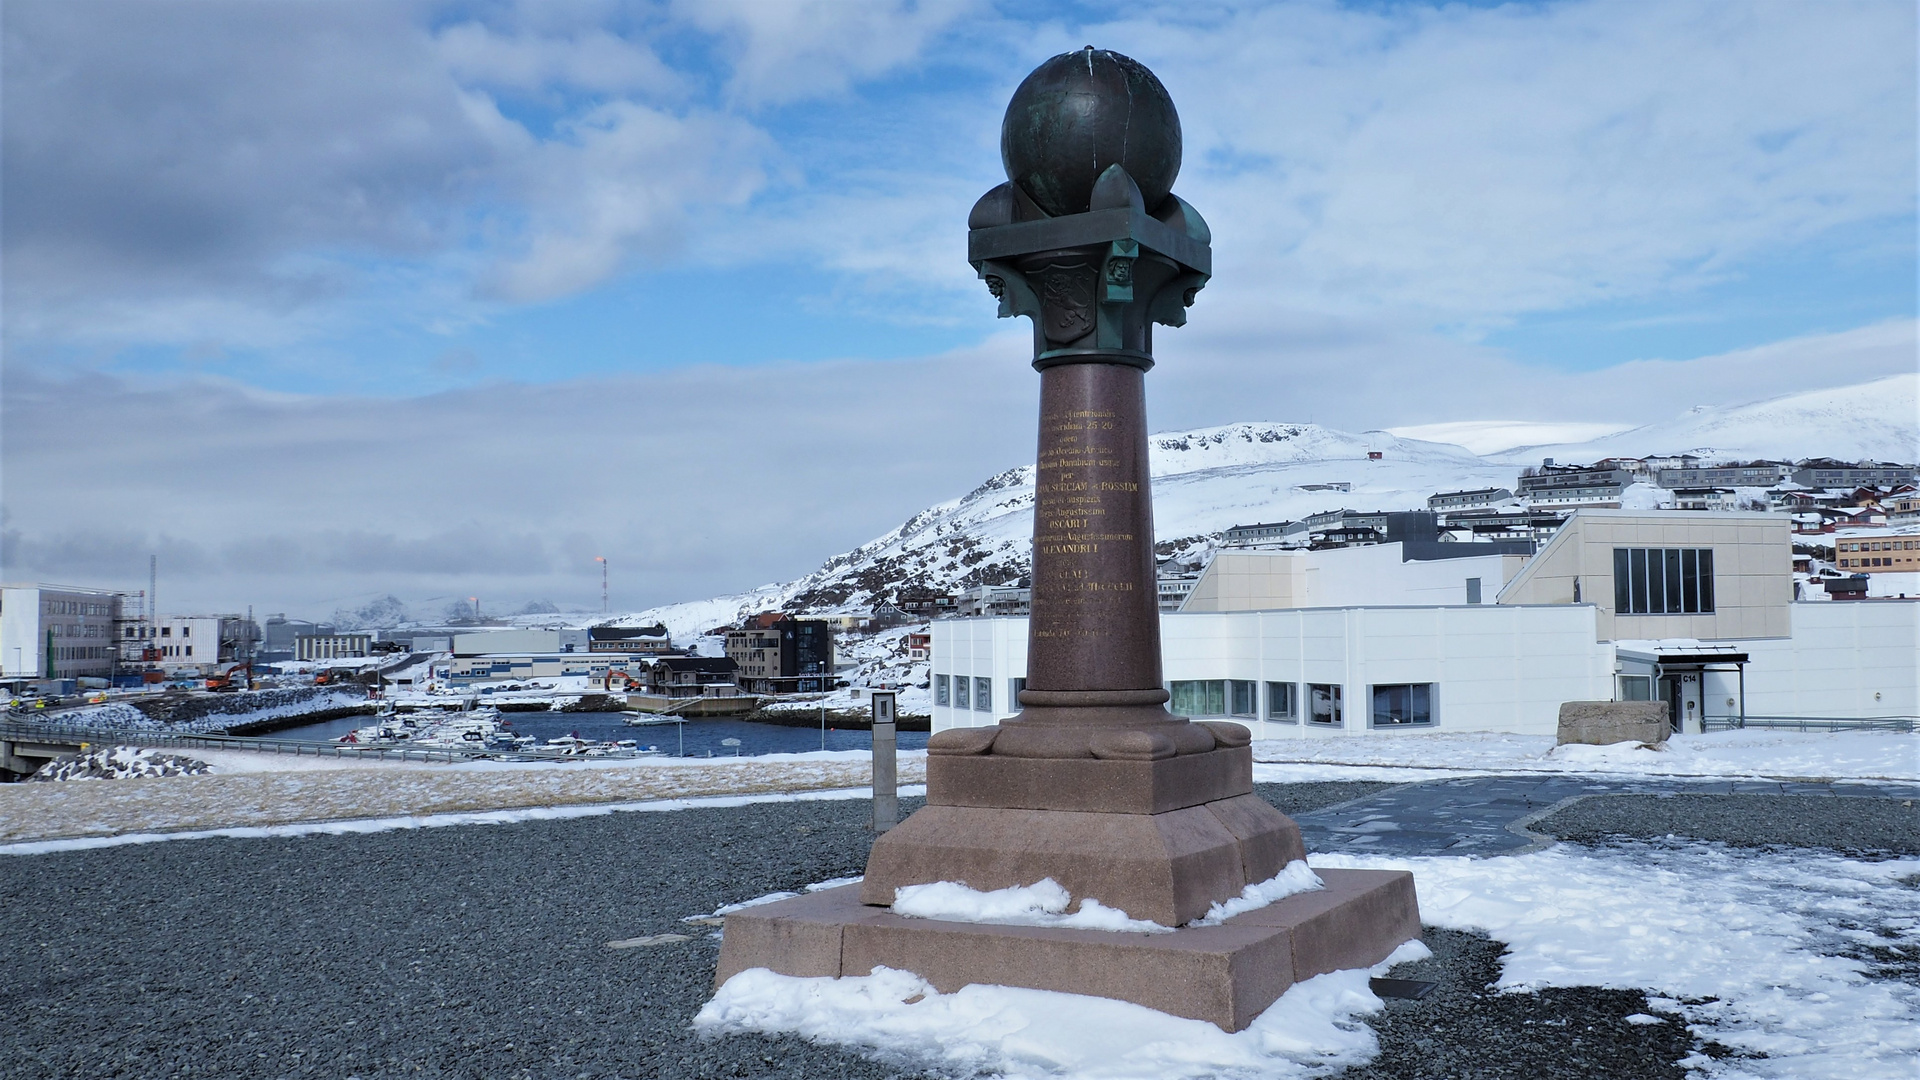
[{"left": 205, "top": 662, "right": 252, "bottom": 692}]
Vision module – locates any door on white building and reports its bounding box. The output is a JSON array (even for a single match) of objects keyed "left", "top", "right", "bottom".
[{"left": 1660, "top": 671, "right": 1704, "bottom": 735}]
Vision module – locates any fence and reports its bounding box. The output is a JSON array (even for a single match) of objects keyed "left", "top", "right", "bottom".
[{"left": 1701, "top": 715, "right": 1915, "bottom": 733}]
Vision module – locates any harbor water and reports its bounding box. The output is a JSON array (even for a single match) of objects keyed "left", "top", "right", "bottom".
[{"left": 273, "top": 711, "right": 929, "bottom": 758}]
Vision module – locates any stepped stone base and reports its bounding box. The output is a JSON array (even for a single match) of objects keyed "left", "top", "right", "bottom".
[
  {"left": 714, "top": 870, "right": 1421, "bottom": 1032},
  {"left": 860, "top": 794, "right": 1303, "bottom": 927},
  {"left": 927, "top": 742, "right": 1250, "bottom": 815}
]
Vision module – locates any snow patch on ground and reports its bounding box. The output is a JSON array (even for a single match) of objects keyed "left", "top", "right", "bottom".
[
  {"left": 31, "top": 746, "right": 211, "bottom": 781},
  {"left": 1194, "top": 861, "right": 1326, "bottom": 926},
  {"left": 45, "top": 690, "right": 369, "bottom": 734},
  {"left": 690, "top": 876, "right": 869, "bottom": 922},
  {"left": 890, "top": 879, "right": 1170, "bottom": 934},
  {"left": 1251, "top": 730, "right": 1918, "bottom": 782},
  {"left": 1313, "top": 842, "right": 1920, "bottom": 1079},
  {"left": 697, "top": 941, "right": 1431, "bottom": 1080},
  {"left": 31, "top": 702, "right": 150, "bottom": 728}
]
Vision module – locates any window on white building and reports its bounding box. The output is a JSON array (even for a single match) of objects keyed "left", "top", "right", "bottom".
[
  {"left": 1170, "top": 680, "right": 1227, "bottom": 716},
  {"left": 1265, "top": 682, "right": 1298, "bottom": 723},
  {"left": 1370, "top": 683, "right": 1434, "bottom": 727},
  {"left": 1466, "top": 577, "right": 1482, "bottom": 604},
  {"left": 1170, "top": 680, "right": 1260, "bottom": 719},
  {"left": 1617, "top": 675, "right": 1652, "bottom": 701},
  {"left": 1009, "top": 678, "right": 1026, "bottom": 707},
  {"left": 1613, "top": 547, "right": 1715, "bottom": 614},
  {"left": 974, "top": 678, "right": 991, "bottom": 712},
  {"left": 1308, "top": 684, "right": 1343, "bottom": 726},
  {"left": 934, "top": 674, "right": 949, "bottom": 707},
  {"left": 1230, "top": 680, "right": 1256, "bottom": 718},
  {"left": 954, "top": 675, "right": 970, "bottom": 710}
]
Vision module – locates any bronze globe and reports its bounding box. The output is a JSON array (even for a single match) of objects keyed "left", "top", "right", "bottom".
[{"left": 1000, "top": 47, "right": 1182, "bottom": 218}]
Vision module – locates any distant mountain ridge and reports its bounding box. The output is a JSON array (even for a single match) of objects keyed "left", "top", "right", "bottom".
[
  {"left": 1488, "top": 373, "right": 1918, "bottom": 465},
  {"left": 618, "top": 376, "right": 1918, "bottom": 641}
]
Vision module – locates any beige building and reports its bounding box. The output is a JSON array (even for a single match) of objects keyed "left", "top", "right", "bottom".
[
  {"left": 1835, "top": 534, "right": 1919, "bottom": 574},
  {"left": 1496, "top": 511, "right": 1792, "bottom": 641}
]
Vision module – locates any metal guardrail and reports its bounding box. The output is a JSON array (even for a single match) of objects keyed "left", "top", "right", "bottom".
[
  {"left": 1702, "top": 715, "right": 1916, "bottom": 733},
  {"left": 0, "top": 721, "right": 524, "bottom": 765}
]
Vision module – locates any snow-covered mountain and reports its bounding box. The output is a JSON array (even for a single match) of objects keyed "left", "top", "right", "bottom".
[
  {"left": 614, "top": 375, "right": 1917, "bottom": 642},
  {"left": 1488, "top": 373, "right": 1918, "bottom": 466},
  {"left": 616, "top": 423, "right": 1509, "bottom": 639}
]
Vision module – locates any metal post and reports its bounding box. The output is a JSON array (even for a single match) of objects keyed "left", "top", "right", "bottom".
[
  {"left": 870, "top": 691, "right": 897, "bottom": 833},
  {"left": 1738, "top": 664, "right": 1747, "bottom": 729},
  {"left": 820, "top": 702, "right": 827, "bottom": 751}
]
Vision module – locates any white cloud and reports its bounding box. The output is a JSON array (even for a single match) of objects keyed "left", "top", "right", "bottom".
[
  {"left": 7, "top": 321, "right": 1910, "bottom": 617},
  {"left": 5, "top": 1, "right": 1914, "bottom": 618},
  {"left": 1114, "top": 2, "right": 1915, "bottom": 327},
  {"left": 434, "top": 20, "right": 682, "bottom": 96},
  {"left": 756, "top": 0, "right": 1917, "bottom": 334},
  {"left": 674, "top": 0, "right": 980, "bottom": 107},
  {"left": 486, "top": 100, "right": 775, "bottom": 301},
  {"left": 4, "top": 1, "right": 1909, "bottom": 359}
]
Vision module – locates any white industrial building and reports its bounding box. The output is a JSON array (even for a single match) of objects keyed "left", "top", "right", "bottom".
[
  {"left": 931, "top": 511, "right": 1917, "bottom": 738},
  {"left": 435, "top": 628, "right": 656, "bottom": 685},
  {"left": 433, "top": 652, "right": 651, "bottom": 686},
  {"left": 294, "top": 633, "right": 373, "bottom": 661},
  {"left": 132, "top": 615, "right": 260, "bottom": 670},
  {"left": 452, "top": 629, "right": 589, "bottom": 656},
  {"left": 0, "top": 584, "right": 124, "bottom": 681}
]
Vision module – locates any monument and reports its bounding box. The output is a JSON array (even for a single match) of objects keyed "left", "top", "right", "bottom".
[{"left": 716, "top": 48, "right": 1420, "bottom": 1032}]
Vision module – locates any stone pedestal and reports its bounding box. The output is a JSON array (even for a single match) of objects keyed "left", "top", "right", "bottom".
[
  {"left": 716, "top": 870, "right": 1420, "bottom": 1032},
  {"left": 864, "top": 732, "right": 1303, "bottom": 927}
]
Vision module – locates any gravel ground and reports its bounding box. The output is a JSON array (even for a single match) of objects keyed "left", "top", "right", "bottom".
[
  {"left": 2, "top": 796, "right": 911, "bottom": 1080},
  {"left": 1536, "top": 792, "right": 1920, "bottom": 856},
  {"left": 1330, "top": 928, "right": 1699, "bottom": 1080},
  {"left": 0, "top": 780, "right": 1889, "bottom": 1079},
  {"left": 1253, "top": 780, "right": 1396, "bottom": 817}
]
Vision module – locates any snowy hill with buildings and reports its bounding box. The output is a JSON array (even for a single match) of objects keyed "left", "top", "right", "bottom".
[
  {"left": 613, "top": 375, "right": 1917, "bottom": 642},
  {"left": 617, "top": 424, "right": 1514, "bottom": 638}
]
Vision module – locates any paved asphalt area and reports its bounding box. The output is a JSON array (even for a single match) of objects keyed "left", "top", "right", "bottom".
[
  {"left": 1292, "top": 775, "right": 1920, "bottom": 856},
  {"left": 1, "top": 777, "right": 1913, "bottom": 1080}
]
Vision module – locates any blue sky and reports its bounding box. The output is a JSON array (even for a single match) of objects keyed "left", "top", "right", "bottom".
[
  {"left": 9, "top": 0, "right": 1913, "bottom": 395},
  {"left": 3, "top": 0, "right": 1915, "bottom": 616}
]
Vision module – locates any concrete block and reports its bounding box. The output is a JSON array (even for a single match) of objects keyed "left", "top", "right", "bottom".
[{"left": 1556, "top": 700, "right": 1669, "bottom": 745}]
